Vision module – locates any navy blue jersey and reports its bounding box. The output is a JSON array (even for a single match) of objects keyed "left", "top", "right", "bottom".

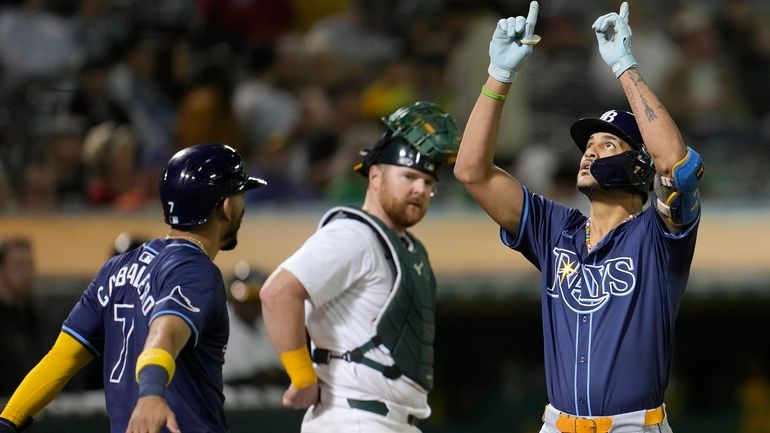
[
  {"left": 62, "top": 238, "right": 229, "bottom": 433},
  {"left": 501, "top": 188, "right": 699, "bottom": 416}
]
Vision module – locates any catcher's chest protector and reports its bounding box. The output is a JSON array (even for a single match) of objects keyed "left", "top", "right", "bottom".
[{"left": 321, "top": 207, "right": 437, "bottom": 391}]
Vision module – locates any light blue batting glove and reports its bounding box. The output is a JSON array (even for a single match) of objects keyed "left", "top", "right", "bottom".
[
  {"left": 593, "top": 1, "right": 637, "bottom": 78},
  {"left": 488, "top": 1, "right": 539, "bottom": 83}
]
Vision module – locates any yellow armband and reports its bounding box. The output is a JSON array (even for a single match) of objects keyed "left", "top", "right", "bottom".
[
  {"left": 279, "top": 346, "right": 317, "bottom": 388},
  {"left": 135, "top": 348, "right": 176, "bottom": 386}
]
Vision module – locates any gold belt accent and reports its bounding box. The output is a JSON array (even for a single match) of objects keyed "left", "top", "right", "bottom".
[{"left": 554, "top": 406, "right": 664, "bottom": 433}]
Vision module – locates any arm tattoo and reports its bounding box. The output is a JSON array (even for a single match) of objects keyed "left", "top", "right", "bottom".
[{"left": 628, "top": 70, "right": 657, "bottom": 123}]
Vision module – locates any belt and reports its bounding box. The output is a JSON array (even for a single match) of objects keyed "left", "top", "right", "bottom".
[
  {"left": 346, "top": 399, "right": 419, "bottom": 426},
  {"left": 553, "top": 406, "right": 665, "bottom": 433}
]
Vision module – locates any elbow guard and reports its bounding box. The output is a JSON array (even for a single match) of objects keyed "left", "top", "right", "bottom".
[{"left": 654, "top": 147, "right": 705, "bottom": 225}]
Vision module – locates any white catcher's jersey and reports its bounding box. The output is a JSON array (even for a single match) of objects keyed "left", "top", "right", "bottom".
[{"left": 280, "top": 217, "right": 430, "bottom": 417}]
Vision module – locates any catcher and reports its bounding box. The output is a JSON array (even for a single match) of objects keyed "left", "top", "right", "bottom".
[{"left": 260, "top": 101, "right": 460, "bottom": 432}]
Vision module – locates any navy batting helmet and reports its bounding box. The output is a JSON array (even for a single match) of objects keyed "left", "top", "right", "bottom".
[
  {"left": 570, "top": 110, "right": 654, "bottom": 202},
  {"left": 160, "top": 143, "right": 266, "bottom": 227},
  {"left": 355, "top": 101, "right": 460, "bottom": 179}
]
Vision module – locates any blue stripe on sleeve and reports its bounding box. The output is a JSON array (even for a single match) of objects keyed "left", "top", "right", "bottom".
[
  {"left": 61, "top": 325, "right": 101, "bottom": 356},
  {"left": 150, "top": 310, "right": 200, "bottom": 346},
  {"left": 144, "top": 245, "right": 160, "bottom": 254},
  {"left": 661, "top": 212, "right": 700, "bottom": 240},
  {"left": 500, "top": 185, "right": 530, "bottom": 249}
]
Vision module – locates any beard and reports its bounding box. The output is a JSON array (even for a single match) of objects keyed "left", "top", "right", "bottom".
[
  {"left": 576, "top": 169, "right": 601, "bottom": 196},
  {"left": 221, "top": 207, "right": 244, "bottom": 251},
  {"left": 380, "top": 186, "right": 428, "bottom": 229},
  {"left": 577, "top": 182, "right": 601, "bottom": 196}
]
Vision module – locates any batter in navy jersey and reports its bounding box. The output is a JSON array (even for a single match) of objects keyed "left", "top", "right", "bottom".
[
  {"left": 0, "top": 143, "right": 266, "bottom": 433},
  {"left": 455, "top": 2, "right": 704, "bottom": 433}
]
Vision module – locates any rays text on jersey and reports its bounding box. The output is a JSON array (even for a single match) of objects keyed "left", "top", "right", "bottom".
[{"left": 547, "top": 248, "right": 636, "bottom": 313}]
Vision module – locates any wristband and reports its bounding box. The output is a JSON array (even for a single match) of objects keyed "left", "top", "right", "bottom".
[
  {"left": 135, "top": 348, "right": 176, "bottom": 386},
  {"left": 481, "top": 86, "right": 507, "bottom": 101},
  {"left": 137, "top": 365, "right": 169, "bottom": 397},
  {"left": 279, "top": 346, "right": 317, "bottom": 388}
]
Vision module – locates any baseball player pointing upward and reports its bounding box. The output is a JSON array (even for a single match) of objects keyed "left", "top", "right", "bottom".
[{"left": 454, "top": 2, "right": 704, "bottom": 433}]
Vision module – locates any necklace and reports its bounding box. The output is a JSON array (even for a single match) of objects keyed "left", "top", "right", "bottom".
[
  {"left": 166, "top": 235, "right": 206, "bottom": 252},
  {"left": 585, "top": 212, "right": 640, "bottom": 252}
]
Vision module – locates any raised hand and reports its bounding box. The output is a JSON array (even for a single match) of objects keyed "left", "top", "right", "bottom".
[
  {"left": 488, "top": 1, "right": 539, "bottom": 83},
  {"left": 593, "top": 1, "right": 637, "bottom": 78}
]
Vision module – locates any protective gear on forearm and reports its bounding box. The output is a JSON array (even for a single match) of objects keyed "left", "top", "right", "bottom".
[
  {"left": 593, "top": 2, "right": 638, "bottom": 78},
  {"left": 487, "top": 1, "right": 539, "bottom": 83},
  {"left": 0, "top": 332, "right": 92, "bottom": 427},
  {"left": 654, "top": 147, "right": 705, "bottom": 226}
]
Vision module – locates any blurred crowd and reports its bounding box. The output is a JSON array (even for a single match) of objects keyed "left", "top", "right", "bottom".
[{"left": 0, "top": 0, "right": 768, "bottom": 214}]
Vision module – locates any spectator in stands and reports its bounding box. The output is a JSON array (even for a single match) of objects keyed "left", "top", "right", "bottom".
[
  {"left": 174, "top": 45, "right": 247, "bottom": 156},
  {"left": 232, "top": 42, "right": 300, "bottom": 160},
  {"left": 0, "top": 162, "right": 11, "bottom": 212},
  {"left": 82, "top": 122, "right": 146, "bottom": 211},
  {"left": 662, "top": 5, "right": 749, "bottom": 139},
  {"left": 0, "top": 237, "right": 46, "bottom": 396},
  {"left": 197, "top": 0, "right": 294, "bottom": 47},
  {"left": 18, "top": 162, "right": 57, "bottom": 211},
  {"left": 69, "top": 55, "right": 131, "bottom": 130},
  {"left": 0, "top": 0, "right": 83, "bottom": 87},
  {"left": 716, "top": 0, "right": 770, "bottom": 122},
  {"left": 71, "top": 0, "right": 129, "bottom": 61},
  {"left": 322, "top": 122, "right": 380, "bottom": 205},
  {"left": 40, "top": 115, "right": 89, "bottom": 209},
  {"left": 108, "top": 34, "right": 176, "bottom": 174}
]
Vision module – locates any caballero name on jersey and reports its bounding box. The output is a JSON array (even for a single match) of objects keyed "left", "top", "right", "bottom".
[
  {"left": 97, "top": 261, "right": 156, "bottom": 316},
  {"left": 547, "top": 248, "right": 636, "bottom": 314}
]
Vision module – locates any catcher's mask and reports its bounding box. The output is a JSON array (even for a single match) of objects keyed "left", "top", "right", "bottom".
[
  {"left": 570, "top": 109, "right": 654, "bottom": 202},
  {"left": 355, "top": 101, "right": 460, "bottom": 180}
]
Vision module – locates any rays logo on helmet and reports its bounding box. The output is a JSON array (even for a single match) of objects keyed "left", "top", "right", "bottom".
[{"left": 600, "top": 110, "right": 618, "bottom": 123}]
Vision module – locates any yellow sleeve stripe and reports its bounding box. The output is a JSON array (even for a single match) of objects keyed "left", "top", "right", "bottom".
[
  {"left": 135, "top": 348, "right": 176, "bottom": 386},
  {"left": 1, "top": 332, "right": 93, "bottom": 426}
]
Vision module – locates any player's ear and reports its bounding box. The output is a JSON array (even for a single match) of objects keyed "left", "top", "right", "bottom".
[
  {"left": 369, "top": 164, "right": 383, "bottom": 187},
  {"left": 216, "top": 197, "right": 232, "bottom": 222},
  {"left": 218, "top": 194, "right": 244, "bottom": 222}
]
